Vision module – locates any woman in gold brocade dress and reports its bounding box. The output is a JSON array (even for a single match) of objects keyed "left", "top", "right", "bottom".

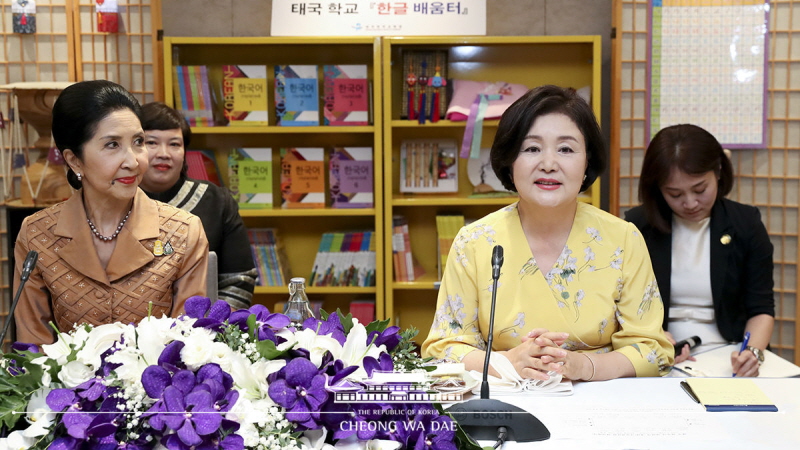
[{"left": 13, "top": 80, "right": 209, "bottom": 346}]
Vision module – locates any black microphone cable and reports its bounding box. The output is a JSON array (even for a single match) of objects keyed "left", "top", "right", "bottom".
[{"left": 493, "top": 426, "right": 508, "bottom": 449}]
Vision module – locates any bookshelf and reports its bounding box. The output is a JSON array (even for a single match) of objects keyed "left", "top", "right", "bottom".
[
  {"left": 163, "top": 37, "right": 383, "bottom": 318},
  {"left": 381, "top": 36, "right": 602, "bottom": 339}
]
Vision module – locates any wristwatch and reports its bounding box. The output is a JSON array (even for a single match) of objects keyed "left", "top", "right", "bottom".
[{"left": 746, "top": 346, "right": 765, "bottom": 365}]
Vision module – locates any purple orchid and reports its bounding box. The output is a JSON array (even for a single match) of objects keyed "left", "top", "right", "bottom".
[
  {"left": 157, "top": 340, "right": 187, "bottom": 373},
  {"left": 268, "top": 357, "right": 329, "bottom": 429},
  {"left": 368, "top": 326, "right": 402, "bottom": 352},
  {"left": 161, "top": 386, "right": 223, "bottom": 446},
  {"left": 10, "top": 341, "right": 39, "bottom": 354},
  {"left": 363, "top": 352, "right": 395, "bottom": 377},
  {"left": 302, "top": 313, "right": 347, "bottom": 345},
  {"left": 184, "top": 296, "right": 232, "bottom": 332},
  {"left": 229, "top": 304, "right": 290, "bottom": 342},
  {"left": 390, "top": 404, "right": 458, "bottom": 450}
]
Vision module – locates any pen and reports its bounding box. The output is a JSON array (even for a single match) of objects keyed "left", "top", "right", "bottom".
[
  {"left": 733, "top": 331, "right": 751, "bottom": 377},
  {"left": 680, "top": 380, "right": 700, "bottom": 404}
]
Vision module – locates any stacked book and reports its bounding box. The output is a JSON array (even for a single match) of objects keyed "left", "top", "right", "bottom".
[
  {"left": 349, "top": 300, "right": 376, "bottom": 325},
  {"left": 392, "top": 216, "right": 425, "bottom": 282},
  {"left": 173, "top": 65, "right": 216, "bottom": 127},
  {"left": 248, "top": 228, "right": 290, "bottom": 287},
  {"left": 309, "top": 231, "right": 376, "bottom": 287},
  {"left": 435, "top": 214, "right": 465, "bottom": 279}
]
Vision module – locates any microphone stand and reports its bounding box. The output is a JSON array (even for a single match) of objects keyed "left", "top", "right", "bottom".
[
  {"left": 0, "top": 250, "right": 39, "bottom": 345},
  {"left": 447, "top": 245, "right": 550, "bottom": 442}
]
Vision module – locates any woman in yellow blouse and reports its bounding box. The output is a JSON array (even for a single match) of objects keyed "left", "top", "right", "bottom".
[{"left": 422, "top": 85, "right": 673, "bottom": 381}]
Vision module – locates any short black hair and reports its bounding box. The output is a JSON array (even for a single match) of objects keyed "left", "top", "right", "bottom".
[
  {"left": 490, "top": 84, "right": 606, "bottom": 193},
  {"left": 141, "top": 102, "right": 192, "bottom": 147},
  {"left": 51, "top": 80, "right": 142, "bottom": 190},
  {"left": 639, "top": 123, "right": 734, "bottom": 233}
]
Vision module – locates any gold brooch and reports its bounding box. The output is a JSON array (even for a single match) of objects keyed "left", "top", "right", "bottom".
[
  {"left": 153, "top": 240, "right": 164, "bottom": 256},
  {"left": 720, "top": 234, "right": 731, "bottom": 245}
]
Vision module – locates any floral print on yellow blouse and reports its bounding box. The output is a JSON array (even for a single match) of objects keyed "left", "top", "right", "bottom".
[{"left": 421, "top": 202, "right": 674, "bottom": 377}]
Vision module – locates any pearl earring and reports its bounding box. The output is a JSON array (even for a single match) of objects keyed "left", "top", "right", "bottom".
[
  {"left": 583, "top": 174, "right": 587, "bottom": 182},
  {"left": 77, "top": 172, "right": 82, "bottom": 181}
]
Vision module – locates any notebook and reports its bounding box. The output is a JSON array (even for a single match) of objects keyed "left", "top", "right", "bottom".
[{"left": 681, "top": 378, "right": 778, "bottom": 412}]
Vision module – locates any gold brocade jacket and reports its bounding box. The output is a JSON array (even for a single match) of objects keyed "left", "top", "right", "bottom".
[{"left": 13, "top": 188, "right": 209, "bottom": 346}]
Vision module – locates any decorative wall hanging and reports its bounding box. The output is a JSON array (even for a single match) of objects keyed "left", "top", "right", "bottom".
[{"left": 12, "top": 0, "right": 36, "bottom": 34}]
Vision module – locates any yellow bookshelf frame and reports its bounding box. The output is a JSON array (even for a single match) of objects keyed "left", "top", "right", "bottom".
[{"left": 163, "top": 37, "right": 384, "bottom": 318}]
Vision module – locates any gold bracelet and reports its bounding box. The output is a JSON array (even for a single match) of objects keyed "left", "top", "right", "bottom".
[{"left": 582, "top": 353, "right": 596, "bottom": 381}]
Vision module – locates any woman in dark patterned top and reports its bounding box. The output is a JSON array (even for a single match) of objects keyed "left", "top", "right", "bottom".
[{"left": 139, "top": 102, "right": 256, "bottom": 309}]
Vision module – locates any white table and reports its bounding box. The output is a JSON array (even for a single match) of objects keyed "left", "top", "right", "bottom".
[{"left": 478, "top": 377, "right": 800, "bottom": 449}]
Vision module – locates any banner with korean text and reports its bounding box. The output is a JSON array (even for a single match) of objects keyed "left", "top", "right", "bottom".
[{"left": 271, "top": 1, "right": 486, "bottom": 36}]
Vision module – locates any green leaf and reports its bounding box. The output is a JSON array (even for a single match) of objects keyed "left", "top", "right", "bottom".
[
  {"left": 256, "top": 338, "right": 293, "bottom": 360},
  {"left": 364, "top": 317, "right": 390, "bottom": 334},
  {"left": 246, "top": 314, "right": 258, "bottom": 341},
  {"left": 335, "top": 309, "right": 354, "bottom": 335}
]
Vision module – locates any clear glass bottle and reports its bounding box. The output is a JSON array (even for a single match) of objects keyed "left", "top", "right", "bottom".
[{"left": 284, "top": 277, "right": 315, "bottom": 325}]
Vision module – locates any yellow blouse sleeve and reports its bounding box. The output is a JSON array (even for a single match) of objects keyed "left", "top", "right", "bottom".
[
  {"left": 611, "top": 222, "right": 674, "bottom": 376},
  {"left": 421, "top": 226, "right": 485, "bottom": 362}
]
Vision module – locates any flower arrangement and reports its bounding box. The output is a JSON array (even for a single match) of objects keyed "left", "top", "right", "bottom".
[{"left": 0, "top": 297, "right": 482, "bottom": 450}]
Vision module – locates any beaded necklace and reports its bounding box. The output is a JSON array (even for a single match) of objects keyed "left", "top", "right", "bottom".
[{"left": 87, "top": 209, "right": 131, "bottom": 242}]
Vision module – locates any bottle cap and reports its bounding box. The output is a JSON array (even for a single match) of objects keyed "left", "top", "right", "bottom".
[{"left": 290, "top": 277, "right": 306, "bottom": 283}]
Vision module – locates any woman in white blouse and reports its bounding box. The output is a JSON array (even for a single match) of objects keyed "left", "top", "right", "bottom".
[{"left": 625, "top": 124, "right": 775, "bottom": 377}]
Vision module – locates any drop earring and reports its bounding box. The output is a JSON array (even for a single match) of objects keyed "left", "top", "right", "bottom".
[
  {"left": 583, "top": 174, "right": 587, "bottom": 182},
  {"left": 76, "top": 172, "right": 82, "bottom": 181}
]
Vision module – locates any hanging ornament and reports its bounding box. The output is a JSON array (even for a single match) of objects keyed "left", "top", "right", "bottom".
[
  {"left": 96, "top": 0, "right": 119, "bottom": 33},
  {"left": 12, "top": 0, "right": 37, "bottom": 34}
]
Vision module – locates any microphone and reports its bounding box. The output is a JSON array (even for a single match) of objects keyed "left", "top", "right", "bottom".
[
  {"left": 673, "top": 335, "right": 702, "bottom": 355},
  {"left": 0, "top": 250, "right": 39, "bottom": 345},
  {"left": 447, "top": 245, "right": 550, "bottom": 442}
]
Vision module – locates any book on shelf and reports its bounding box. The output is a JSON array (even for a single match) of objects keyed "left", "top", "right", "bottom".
[
  {"left": 349, "top": 300, "right": 376, "bottom": 325},
  {"left": 275, "top": 64, "right": 319, "bottom": 126},
  {"left": 329, "top": 147, "right": 373, "bottom": 208},
  {"left": 323, "top": 64, "right": 370, "bottom": 126},
  {"left": 399, "top": 139, "right": 458, "bottom": 193},
  {"left": 280, "top": 147, "right": 325, "bottom": 209},
  {"left": 309, "top": 231, "right": 376, "bottom": 287},
  {"left": 435, "top": 214, "right": 465, "bottom": 280},
  {"left": 247, "top": 228, "right": 290, "bottom": 287},
  {"left": 185, "top": 150, "right": 223, "bottom": 187},
  {"left": 222, "top": 64, "right": 269, "bottom": 126},
  {"left": 228, "top": 148, "right": 273, "bottom": 208},
  {"left": 173, "top": 65, "right": 216, "bottom": 127},
  {"left": 392, "top": 216, "right": 425, "bottom": 282}
]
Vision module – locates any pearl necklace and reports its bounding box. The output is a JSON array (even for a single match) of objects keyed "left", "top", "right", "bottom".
[{"left": 87, "top": 209, "right": 132, "bottom": 242}]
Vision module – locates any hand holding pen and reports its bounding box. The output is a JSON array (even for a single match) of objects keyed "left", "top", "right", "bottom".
[{"left": 731, "top": 331, "right": 760, "bottom": 377}]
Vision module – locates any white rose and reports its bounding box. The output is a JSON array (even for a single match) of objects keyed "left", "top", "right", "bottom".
[
  {"left": 76, "top": 323, "right": 128, "bottom": 369},
  {"left": 58, "top": 361, "right": 95, "bottom": 388},
  {"left": 209, "top": 342, "right": 234, "bottom": 372},
  {"left": 180, "top": 330, "right": 216, "bottom": 370}
]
